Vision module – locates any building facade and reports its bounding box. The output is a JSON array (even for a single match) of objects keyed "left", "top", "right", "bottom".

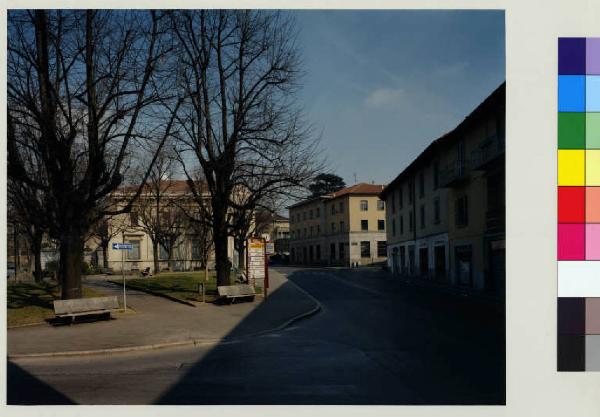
[
  {"left": 90, "top": 180, "right": 235, "bottom": 273},
  {"left": 381, "top": 83, "right": 505, "bottom": 295},
  {"left": 289, "top": 183, "right": 388, "bottom": 266}
]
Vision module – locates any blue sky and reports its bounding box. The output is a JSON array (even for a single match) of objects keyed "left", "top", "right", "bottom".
[{"left": 292, "top": 10, "right": 505, "bottom": 186}]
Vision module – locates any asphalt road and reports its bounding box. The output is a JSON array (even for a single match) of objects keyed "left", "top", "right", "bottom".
[{"left": 7, "top": 267, "right": 505, "bottom": 405}]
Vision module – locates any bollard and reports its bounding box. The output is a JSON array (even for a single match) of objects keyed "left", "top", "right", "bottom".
[{"left": 198, "top": 282, "right": 205, "bottom": 303}]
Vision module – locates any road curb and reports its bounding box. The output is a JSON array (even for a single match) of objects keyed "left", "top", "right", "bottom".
[{"left": 8, "top": 272, "right": 321, "bottom": 360}]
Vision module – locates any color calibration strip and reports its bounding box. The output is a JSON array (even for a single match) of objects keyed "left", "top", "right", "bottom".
[{"left": 558, "top": 38, "right": 600, "bottom": 371}]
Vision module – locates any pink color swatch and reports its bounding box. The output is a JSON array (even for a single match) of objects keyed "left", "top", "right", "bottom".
[
  {"left": 586, "top": 224, "right": 600, "bottom": 259},
  {"left": 558, "top": 223, "right": 585, "bottom": 260}
]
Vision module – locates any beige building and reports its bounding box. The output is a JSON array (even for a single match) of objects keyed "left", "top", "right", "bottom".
[
  {"left": 380, "top": 83, "right": 505, "bottom": 295},
  {"left": 90, "top": 180, "right": 235, "bottom": 273},
  {"left": 289, "top": 183, "right": 387, "bottom": 266}
]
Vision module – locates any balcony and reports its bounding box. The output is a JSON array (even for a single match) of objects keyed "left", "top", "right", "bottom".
[
  {"left": 471, "top": 134, "right": 505, "bottom": 171},
  {"left": 485, "top": 208, "right": 505, "bottom": 233},
  {"left": 439, "top": 160, "right": 470, "bottom": 188}
]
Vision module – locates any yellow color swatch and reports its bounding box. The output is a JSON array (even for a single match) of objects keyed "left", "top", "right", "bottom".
[
  {"left": 587, "top": 150, "right": 600, "bottom": 185},
  {"left": 558, "top": 149, "right": 585, "bottom": 186}
]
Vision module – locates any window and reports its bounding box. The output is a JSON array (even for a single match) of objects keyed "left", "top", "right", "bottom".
[
  {"left": 377, "top": 241, "right": 387, "bottom": 257},
  {"left": 360, "top": 200, "right": 368, "bottom": 211},
  {"left": 127, "top": 240, "right": 140, "bottom": 260},
  {"left": 129, "top": 211, "right": 139, "bottom": 226},
  {"left": 434, "top": 198, "right": 441, "bottom": 224},
  {"left": 309, "top": 209, "right": 313, "bottom": 219},
  {"left": 191, "top": 240, "right": 201, "bottom": 259},
  {"left": 159, "top": 244, "right": 169, "bottom": 260},
  {"left": 339, "top": 202, "right": 344, "bottom": 213},
  {"left": 339, "top": 242, "right": 345, "bottom": 260},
  {"left": 433, "top": 160, "right": 440, "bottom": 190},
  {"left": 392, "top": 219, "right": 396, "bottom": 236},
  {"left": 303, "top": 212, "right": 307, "bottom": 220},
  {"left": 310, "top": 226, "right": 313, "bottom": 236},
  {"left": 419, "top": 171, "right": 425, "bottom": 198},
  {"left": 378, "top": 219, "right": 385, "bottom": 231},
  {"left": 391, "top": 195, "right": 396, "bottom": 213},
  {"left": 331, "top": 204, "right": 336, "bottom": 215},
  {"left": 317, "top": 225, "right": 321, "bottom": 234},
  {"left": 409, "top": 211, "right": 414, "bottom": 231},
  {"left": 456, "top": 195, "right": 469, "bottom": 227},
  {"left": 340, "top": 221, "right": 345, "bottom": 232},
  {"left": 316, "top": 245, "right": 321, "bottom": 261},
  {"left": 331, "top": 222, "right": 336, "bottom": 233},
  {"left": 420, "top": 205, "right": 426, "bottom": 229},
  {"left": 377, "top": 200, "right": 385, "bottom": 211},
  {"left": 330, "top": 243, "right": 336, "bottom": 260},
  {"left": 316, "top": 207, "right": 320, "bottom": 217},
  {"left": 408, "top": 181, "right": 414, "bottom": 204},
  {"left": 304, "top": 228, "right": 307, "bottom": 237},
  {"left": 361, "top": 220, "right": 368, "bottom": 231},
  {"left": 360, "top": 241, "right": 371, "bottom": 258},
  {"left": 400, "top": 215, "right": 404, "bottom": 234},
  {"left": 398, "top": 188, "right": 403, "bottom": 209}
]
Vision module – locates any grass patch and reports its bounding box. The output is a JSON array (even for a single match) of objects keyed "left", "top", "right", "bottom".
[
  {"left": 113, "top": 271, "right": 260, "bottom": 304},
  {"left": 7, "top": 282, "right": 105, "bottom": 328}
]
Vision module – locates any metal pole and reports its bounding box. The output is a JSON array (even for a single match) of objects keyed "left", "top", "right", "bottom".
[
  {"left": 264, "top": 238, "right": 269, "bottom": 298},
  {"left": 122, "top": 235, "right": 127, "bottom": 312}
]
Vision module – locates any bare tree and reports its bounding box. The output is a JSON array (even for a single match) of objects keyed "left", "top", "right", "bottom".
[
  {"left": 7, "top": 10, "right": 180, "bottom": 299},
  {"left": 8, "top": 180, "right": 47, "bottom": 282},
  {"left": 170, "top": 10, "right": 321, "bottom": 286},
  {"left": 87, "top": 217, "right": 127, "bottom": 270}
]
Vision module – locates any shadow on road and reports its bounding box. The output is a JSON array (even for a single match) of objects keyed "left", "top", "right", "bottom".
[
  {"left": 7, "top": 361, "right": 75, "bottom": 405},
  {"left": 155, "top": 268, "right": 505, "bottom": 405}
]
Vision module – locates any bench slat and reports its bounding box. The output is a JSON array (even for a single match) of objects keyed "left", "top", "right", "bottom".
[
  {"left": 217, "top": 284, "right": 255, "bottom": 298},
  {"left": 54, "top": 296, "right": 120, "bottom": 315}
]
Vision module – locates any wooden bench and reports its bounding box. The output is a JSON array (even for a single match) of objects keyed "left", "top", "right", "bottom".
[
  {"left": 53, "top": 296, "right": 120, "bottom": 323},
  {"left": 217, "top": 284, "right": 255, "bottom": 303}
]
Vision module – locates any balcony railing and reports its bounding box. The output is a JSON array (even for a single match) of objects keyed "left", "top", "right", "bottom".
[
  {"left": 471, "top": 134, "right": 505, "bottom": 170},
  {"left": 486, "top": 208, "right": 505, "bottom": 233},
  {"left": 439, "top": 160, "right": 470, "bottom": 188}
]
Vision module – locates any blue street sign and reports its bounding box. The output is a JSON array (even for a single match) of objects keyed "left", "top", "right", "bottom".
[{"left": 112, "top": 243, "right": 133, "bottom": 250}]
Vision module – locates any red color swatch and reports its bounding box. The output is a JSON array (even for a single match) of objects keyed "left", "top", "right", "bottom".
[{"left": 558, "top": 186, "right": 586, "bottom": 223}]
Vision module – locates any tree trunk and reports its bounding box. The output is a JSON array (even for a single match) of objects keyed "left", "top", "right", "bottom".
[
  {"left": 32, "top": 231, "right": 43, "bottom": 283},
  {"left": 236, "top": 238, "right": 246, "bottom": 271},
  {"left": 102, "top": 241, "right": 109, "bottom": 270},
  {"left": 167, "top": 245, "right": 174, "bottom": 271},
  {"left": 213, "top": 226, "right": 231, "bottom": 286},
  {"left": 152, "top": 240, "right": 160, "bottom": 274},
  {"left": 59, "top": 231, "right": 84, "bottom": 299}
]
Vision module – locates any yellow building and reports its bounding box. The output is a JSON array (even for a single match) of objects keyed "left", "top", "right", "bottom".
[
  {"left": 381, "top": 83, "right": 505, "bottom": 295},
  {"left": 90, "top": 180, "right": 235, "bottom": 273},
  {"left": 289, "top": 183, "right": 387, "bottom": 266}
]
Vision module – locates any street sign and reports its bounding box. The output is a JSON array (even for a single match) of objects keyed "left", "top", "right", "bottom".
[
  {"left": 266, "top": 242, "right": 275, "bottom": 255},
  {"left": 112, "top": 243, "right": 133, "bottom": 250},
  {"left": 247, "top": 239, "right": 265, "bottom": 284},
  {"left": 246, "top": 237, "right": 269, "bottom": 296},
  {"left": 113, "top": 241, "right": 132, "bottom": 312}
]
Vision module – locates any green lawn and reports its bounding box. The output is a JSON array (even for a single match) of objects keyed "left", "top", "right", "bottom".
[
  {"left": 7, "top": 282, "right": 105, "bottom": 328},
  {"left": 113, "top": 271, "right": 258, "bottom": 304},
  {"left": 112, "top": 272, "right": 219, "bottom": 303}
]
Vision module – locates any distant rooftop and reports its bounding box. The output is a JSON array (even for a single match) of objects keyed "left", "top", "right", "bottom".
[{"left": 288, "top": 182, "right": 386, "bottom": 209}]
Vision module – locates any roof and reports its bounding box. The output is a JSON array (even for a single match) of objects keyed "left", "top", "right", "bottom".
[
  {"left": 288, "top": 182, "right": 385, "bottom": 209},
  {"left": 380, "top": 82, "right": 505, "bottom": 199},
  {"left": 330, "top": 183, "right": 385, "bottom": 198}
]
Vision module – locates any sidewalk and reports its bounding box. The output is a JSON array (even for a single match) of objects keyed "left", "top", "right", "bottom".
[{"left": 7, "top": 269, "right": 319, "bottom": 357}]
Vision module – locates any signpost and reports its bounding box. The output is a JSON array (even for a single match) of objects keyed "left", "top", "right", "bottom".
[
  {"left": 265, "top": 242, "right": 275, "bottom": 255},
  {"left": 112, "top": 242, "right": 133, "bottom": 311},
  {"left": 246, "top": 237, "right": 269, "bottom": 297}
]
